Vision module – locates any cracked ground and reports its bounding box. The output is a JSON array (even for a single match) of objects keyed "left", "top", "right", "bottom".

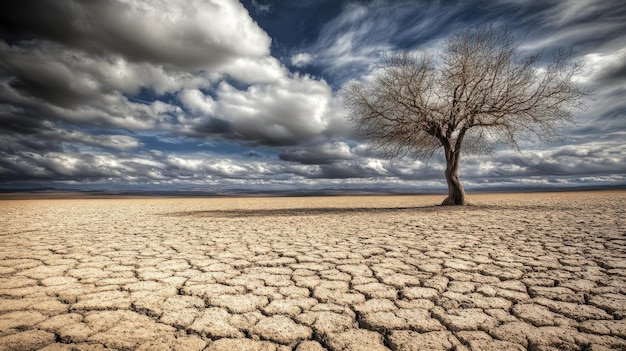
[{"left": 0, "top": 191, "right": 625, "bottom": 351}]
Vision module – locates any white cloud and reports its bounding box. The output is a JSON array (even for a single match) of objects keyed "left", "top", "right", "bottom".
[
  {"left": 575, "top": 46, "right": 626, "bottom": 85},
  {"left": 291, "top": 53, "right": 314, "bottom": 67},
  {"left": 313, "top": 3, "right": 387, "bottom": 75},
  {"left": 210, "top": 74, "right": 335, "bottom": 145},
  {"left": 306, "top": 1, "right": 462, "bottom": 84},
  {"left": 520, "top": 22, "right": 621, "bottom": 53},
  {"left": 546, "top": 0, "right": 615, "bottom": 26},
  {"left": 179, "top": 89, "right": 215, "bottom": 115},
  {"left": 70, "top": 0, "right": 270, "bottom": 68},
  {"left": 220, "top": 56, "right": 287, "bottom": 84}
]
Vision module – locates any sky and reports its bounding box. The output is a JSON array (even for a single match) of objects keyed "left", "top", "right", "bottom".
[{"left": 0, "top": 0, "right": 625, "bottom": 193}]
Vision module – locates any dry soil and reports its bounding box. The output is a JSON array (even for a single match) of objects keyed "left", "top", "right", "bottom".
[{"left": 0, "top": 191, "right": 625, "bottom": 350}]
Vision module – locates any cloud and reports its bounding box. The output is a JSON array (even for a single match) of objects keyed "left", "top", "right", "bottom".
[
  {"left": 0, "top": 0, "right": 270, "bottom": 152},
  {"left": 304, "top": 0, "right": 626, "bottom": 89},
  {"left": 457, "top": 141, "right": 626, "bottom": 181},
  {"left": 213, "top": 76, "right": 331, "bottom": 145},
  {"left": 577, "top": 47, "right": 626, "bottom": 86},
  {"left": 0, "top": 0, "right": 624, "bottom": 191},
  {"left": 309, "top": 2, "right": 390, "bottom": 83},
  {"left": 220, "top": 56, "right": 287, "bottom": 85},
  {"left": 1, "top": 136, "right": 623, "bottom": 190},
  {"left": 59, "top": 132, "right": 142, "bottom": 152},
  {"left": 542, "top": 0, "right": 621, "bottom": 27},
  {"left": 178, "top": 89, "right": 216, "bottom": 115},
  {"left": 304, "top": 1, "right": 474, "bottom": 86},
  {"left": 513, "top": 0, "right": 626, "bottom": 58},
  {"left": 0, "top": 0, "right": 350, "bottom": 154},
  {"left": 569, "top": 46, "right": 626, "bottom": 143},
  {"left": 291, "top": 53, "right": 314, "bottom": 67},
  {"left": 250, "top": 0, "right": 272, "bottom": 14},
  {"left": 0, "top": 0, "right": 270, "bottom": 69},
  {"left": 279, "top": 141, "right": 438, "bottom": 181},
  {"left": 7, "top": 129, "right": 143, "bottom": 152},
  {"left": 279, "top": 142, "right": 353, "bottom": 164},
  {"left": 178, "top": 75, "right": 342, "bottom": 146}
]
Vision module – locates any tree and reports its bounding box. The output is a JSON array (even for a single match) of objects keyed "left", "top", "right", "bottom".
[{"left": 343, "top": 26, "right": 587, "bottom": 205}]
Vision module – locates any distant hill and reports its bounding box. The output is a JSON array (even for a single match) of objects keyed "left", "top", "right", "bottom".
[{"left": 0, "top": 184, "right": 624, "bottom": 199}]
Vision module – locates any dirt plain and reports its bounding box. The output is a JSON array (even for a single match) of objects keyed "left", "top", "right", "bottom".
[{"left": 0, "top": 191, "right": 625, "bottom": 351}]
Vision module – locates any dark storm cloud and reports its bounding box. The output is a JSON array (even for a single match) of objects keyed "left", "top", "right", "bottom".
[
  {"left": 0, "top": 152, "right": 110, "bottom": 181},
  {"left": 530, "top": 144, "right": 626, "bottom": 178},
  {"left": 279, "top": 142, "right": 353, "bottom": 164},
  {"left": 0, "top": 107, "right": 51, "bottom": 136},
  {"left": 317, "top": 161, "right": 382, "bottom": 179},
  {"left": 598, "top": 62, "right": 626, "bottom": 85},
  {"left": 194, "top": 118, "right": 234, "bottom": 135},
  {"left": 0, "top": 129, "right": 142, "bottom": 154},
  {"left": 456, "top": 142, "right": 626, "bottom": 181}
]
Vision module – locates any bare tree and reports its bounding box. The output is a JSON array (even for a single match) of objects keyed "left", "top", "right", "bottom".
[{"left": 344, "top": 26, "right": 587, "bottom": 205}]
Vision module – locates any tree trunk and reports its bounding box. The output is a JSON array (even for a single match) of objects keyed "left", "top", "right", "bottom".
[{"left": 441, "top": 148, "right": 466, "bottom": 206}]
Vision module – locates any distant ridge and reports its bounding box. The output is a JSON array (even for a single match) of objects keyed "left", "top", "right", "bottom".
[
  {"left": 0, "top": 184, "right": 624, "bottom": 199},
  {"left": 0, "top": 187, "right": 442, "bottom": 198}
]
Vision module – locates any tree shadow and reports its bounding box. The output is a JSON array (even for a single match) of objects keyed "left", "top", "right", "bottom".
[{"left": 166, "top": 203, "right": 560, "bottom": 218}]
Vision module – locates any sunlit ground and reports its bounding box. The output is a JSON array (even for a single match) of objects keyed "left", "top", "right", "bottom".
[{"left": 0, "top": 191, "right": 624, "bottom": 350}]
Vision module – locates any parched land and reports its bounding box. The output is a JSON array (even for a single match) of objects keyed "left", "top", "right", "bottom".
[{"left": 0, "top": 191, "right": 625, "bottom": 351}]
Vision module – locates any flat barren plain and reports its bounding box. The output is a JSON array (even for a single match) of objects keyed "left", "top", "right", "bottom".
[{"left": 0, "top": 191, "right": 625, "bottom": 351}]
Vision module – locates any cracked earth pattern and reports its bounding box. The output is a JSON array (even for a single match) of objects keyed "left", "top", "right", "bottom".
[{"left": 1, "top": 191, "right": 625, "bottom": 351}]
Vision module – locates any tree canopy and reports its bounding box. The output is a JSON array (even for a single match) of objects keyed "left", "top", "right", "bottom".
[{"left": 344, "top": 26, "right": 587, "bottom": 205}]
